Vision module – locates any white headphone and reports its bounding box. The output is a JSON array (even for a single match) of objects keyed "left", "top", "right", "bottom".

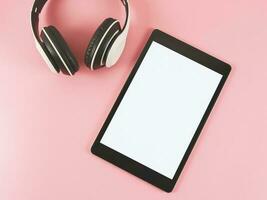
[{"left": 31, "top": 0, "right": 131, "bottom": 75}]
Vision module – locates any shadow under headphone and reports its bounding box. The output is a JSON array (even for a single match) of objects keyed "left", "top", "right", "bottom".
[{"left": 31, "top": 0, "right": 130, "bottom": 76}]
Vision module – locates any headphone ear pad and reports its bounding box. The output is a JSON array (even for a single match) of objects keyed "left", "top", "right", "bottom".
[
  {"left": 41, "top": 26, "right": 79, "bottom": 75},
  {"left": 84, "top": 18, "right": 121, "bottom": 70}
]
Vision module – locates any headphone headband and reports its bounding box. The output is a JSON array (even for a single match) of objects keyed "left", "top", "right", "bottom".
[{"left": 31, "top": 0, "right": 130, "bottom": 44}]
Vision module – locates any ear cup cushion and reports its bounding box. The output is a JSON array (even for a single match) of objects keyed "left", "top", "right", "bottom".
[
  {"left": 84, "top": 18, "right": 121, "bottom": 70},
  {"left": 41, "top": 29, "right": 62, "bottom": 72},
  {"left": 39, "top": 37, "right": 61, "bottom": 73},
  {"left": 41, "top": 26, "right": 79, "bottom": 75}
]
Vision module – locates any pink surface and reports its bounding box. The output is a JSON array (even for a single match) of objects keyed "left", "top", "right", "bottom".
[{"left": 0, "top": 0, "right": 267, "bottom": 199}]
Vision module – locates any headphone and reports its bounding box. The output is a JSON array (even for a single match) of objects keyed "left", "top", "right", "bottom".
[{"left": 31, "top": 0, "right": 130, "bottom": 76}]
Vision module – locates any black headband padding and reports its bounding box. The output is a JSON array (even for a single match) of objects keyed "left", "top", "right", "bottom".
[
  {"left": 31, "top": 0, "right": 129, "bottom": 44},
  {"left": 31, "top": 0, "right": 48, "bottom": 41},
  {"left": 34, "top": 0, "right": 48, "bottom": 13},
  {"left": 121, "top": 0, "right": 129, "bottom": 31}
]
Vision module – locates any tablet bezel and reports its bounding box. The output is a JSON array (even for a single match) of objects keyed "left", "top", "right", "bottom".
[{"left": 91, "top": 29, "right": 231, "bottom": 192}]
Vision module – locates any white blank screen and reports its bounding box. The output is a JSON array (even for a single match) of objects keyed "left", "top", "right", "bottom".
[{"left": 101, "top": 42, "right": 222, "bottom": 179}]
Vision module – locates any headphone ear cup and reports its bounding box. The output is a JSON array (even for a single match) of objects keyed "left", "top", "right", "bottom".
[
  {"left": 84, "top": 18, "right": 121, "bottom": 70},
  {"left": 41, "top": 26, "right": 79, "bottom": 75}
]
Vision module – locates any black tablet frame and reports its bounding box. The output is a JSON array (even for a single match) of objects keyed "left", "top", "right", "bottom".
[{"left": 91, "top": 29, "right": 231, "bottom": 192}]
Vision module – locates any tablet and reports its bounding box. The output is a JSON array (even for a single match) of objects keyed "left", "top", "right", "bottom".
[{"left": 91, "top": 29, "right": 231, "bottom": 192}]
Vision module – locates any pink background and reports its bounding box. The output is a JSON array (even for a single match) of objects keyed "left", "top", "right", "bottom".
[{"left": 1, "top": 0, "right": 267, "bottom": 199}]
